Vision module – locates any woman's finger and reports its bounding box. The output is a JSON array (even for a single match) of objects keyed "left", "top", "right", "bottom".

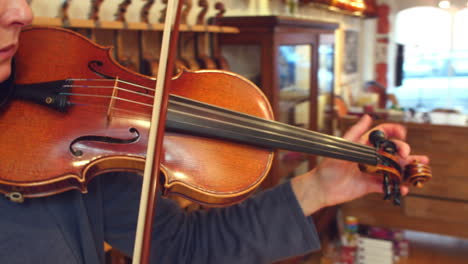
[
  {"left": 403, "top": 155, "right": 430, "bottom": 166},
  {"left": 374, "top": 123, "right": 407, "bottom": 140},
  {"left": 359, "top": 123, "right": 407, "bottom": 145},
  {"left": 343, "top": 115, "right": 373, "bottom": 141},
  {"left": 400, "top": 185, "right": 409, "bottom": 196},
  {"left": 390, "top": 139, "right": 411, "bottom": 159}
]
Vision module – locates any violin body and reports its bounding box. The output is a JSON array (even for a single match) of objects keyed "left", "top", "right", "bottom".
[{"left": 1, "top": 26, "right": 273, "bottom": 205}]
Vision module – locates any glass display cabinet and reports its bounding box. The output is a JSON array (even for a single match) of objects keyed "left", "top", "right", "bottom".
[{"left": 214, "top": 16, "right": 338, "bottom": 188}]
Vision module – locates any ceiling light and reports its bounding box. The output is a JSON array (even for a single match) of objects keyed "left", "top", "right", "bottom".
[{"left": 439, "top": 0, "right": 451, "bottom": 8}]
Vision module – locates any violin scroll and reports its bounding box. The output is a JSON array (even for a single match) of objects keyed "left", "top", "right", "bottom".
[
  {"left": 196, "top": 0, "right": 208, "bottom": 25},
  {"left": 404, "top": 161, "right": 432, "bottom": 188},
  {"left": 60, "top": 0, "right": 71, "bottom": 25},
  {"left": 89, "top": 0, "right": 104, "bottom": 21},
  {"left": 140, "top": 0, "right": 155, "bottom": 24},
  {"left": 360, "top": 129, "right": 432, "bottom": 205},
  {"left": 115, "top": 0, "right": 132, "bottom": 22},
  {"left": 214, "top": 2, "right": 226, "bottom": 18},
  {"left": 159, "top": 0, "right": 168, "bottom": 23},
  {"left": 181, "top": 0, "right": 191, "bottom": 25}
]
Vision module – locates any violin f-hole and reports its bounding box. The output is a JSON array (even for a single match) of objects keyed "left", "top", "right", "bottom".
[
  {"left": 88, "top": 60, "right": 113, "bottom": 80},
  {"left": 69, "top": 127, "right": 140, "bottom": 156}
]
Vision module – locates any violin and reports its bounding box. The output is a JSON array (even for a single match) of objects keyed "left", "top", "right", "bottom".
[
  {"left": 194, "top": 0, "right": 218, "bottom": 70},
  {"left": 211, "top": 2, "right": 231, "bottom": 70},
  {"left": 0, "top": 26, "right": 431, "bottom": 206},
  {"left": 177, "top": 0, "right": 202, "bottom": 71}
]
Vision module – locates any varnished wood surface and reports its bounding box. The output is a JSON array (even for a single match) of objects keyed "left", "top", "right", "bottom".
[{"left": 7, "top": 27, "right": 274, "bottom": 206}]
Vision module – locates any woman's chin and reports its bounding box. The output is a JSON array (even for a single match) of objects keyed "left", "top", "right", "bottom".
[{"left": 0, "top": 60, "right": 12, "bottom": 83}]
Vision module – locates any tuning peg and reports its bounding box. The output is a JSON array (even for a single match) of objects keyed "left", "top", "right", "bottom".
[{"left": 369, "top": 129, "right": 386, "bottom": 148}]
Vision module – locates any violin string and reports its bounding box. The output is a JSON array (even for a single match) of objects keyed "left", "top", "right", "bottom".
[
  {"left": 59, "top": 92, "right": 154, "bottom": 108},
  {"left": 61, "top": 89, "right": 376, "bottom": 157},
  {"left": 111, "top": 107, "right": 152, "bottom": 119},
  {"left": 168, "top": 95, "right": 376, "bottom": 154},
  {"left": 166, "top": 107, "right": 378, "bottom": 164},
  {"left": 64, "top": 90, "right": 376, "bottom": 162},
  {"left": 62, "top": 80, "right": 377, "bottom": 157},
  {"left": 68, "top": 78, "right": 370, "bottom": 152},
  {"left": 167, "top": 101, "right": 378, "bottom": 162},
  {"left": 66, "top": 98, "right": 152, "bottom": 119},
  {"left": 64, "top": 92, "right": 377, "bottom": 162},
  {"left": 63, "top": 85, "right": 154, "bottom": 99},
  {"left": 68, "top": 78, "right": 156, "bottom": 93},
  {"left": 68, "top": 77, "right": 368, "bottom": 156}
]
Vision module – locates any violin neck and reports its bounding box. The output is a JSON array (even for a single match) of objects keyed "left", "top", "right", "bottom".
[{"left": 166, "top": 95, "right": 379, "bottom": 166}]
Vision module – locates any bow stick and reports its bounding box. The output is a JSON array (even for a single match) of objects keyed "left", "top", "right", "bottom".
[{"left": 132, "top": 0, "right": 184, "bottom": 263}]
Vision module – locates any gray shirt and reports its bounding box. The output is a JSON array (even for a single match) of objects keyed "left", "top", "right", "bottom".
[{"left": 0, "top": 172, "right": 320, "bottom": 263}]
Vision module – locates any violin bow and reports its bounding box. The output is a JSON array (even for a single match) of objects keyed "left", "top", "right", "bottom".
[{"left": 132, "top": 0, "right": 184, "bottom": 263}]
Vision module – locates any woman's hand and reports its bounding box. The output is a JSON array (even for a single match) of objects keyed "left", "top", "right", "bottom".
[{"left": 291, "top": 115, "right": 430, "bottom": 216}]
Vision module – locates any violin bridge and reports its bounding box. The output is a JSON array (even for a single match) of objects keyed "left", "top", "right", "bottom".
[{"left": 107, "top": 76, "right": 119, "bottom": 121}]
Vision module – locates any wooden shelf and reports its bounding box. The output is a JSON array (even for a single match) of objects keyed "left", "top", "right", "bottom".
[{"left": 32, "top": 17, "right": 239, "bottom": 34}]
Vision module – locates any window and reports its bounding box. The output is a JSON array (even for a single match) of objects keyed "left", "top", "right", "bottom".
[{"left": 392, "top": 7, "right": 468, "bottom": 113}]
